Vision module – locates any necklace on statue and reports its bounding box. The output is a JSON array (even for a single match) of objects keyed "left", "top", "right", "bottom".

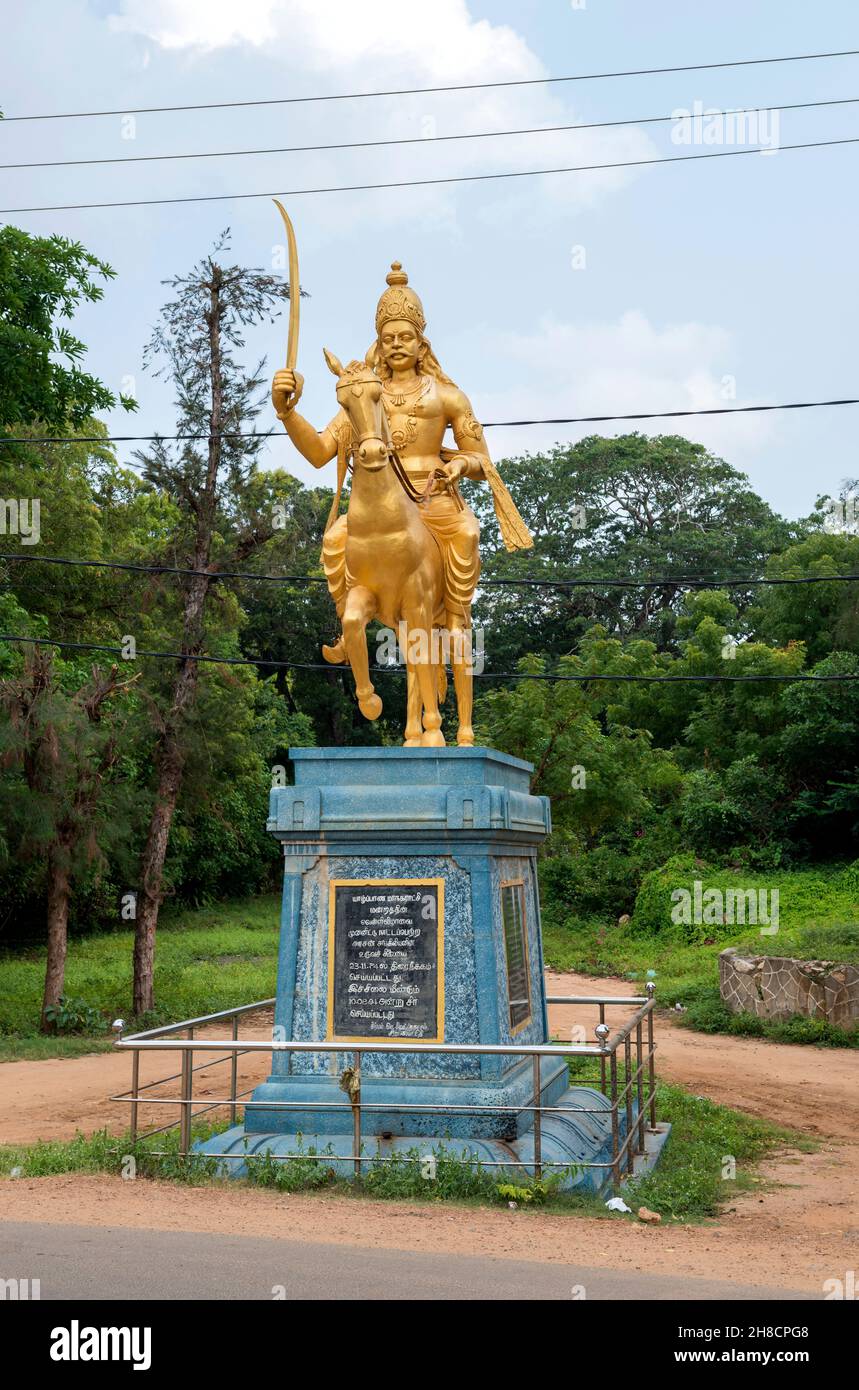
[
  {"left": 383, "top": 375, "right": 430, "bottom": 408},
  {"left": 383, "top": 376, "right": 431, "bottom": 450}
]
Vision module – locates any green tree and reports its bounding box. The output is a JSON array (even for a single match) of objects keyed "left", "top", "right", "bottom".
[
  {"left": 0, "top": 226, "right": 136, "bottom": 430},
  {"left": 0, "top": 645, "right": 137, "bottom": 1027},
  {"left": 778, "top": 652, "right": 859, "bottom": 855},
  {"left": 749, "top": 532, "right": 859, "bottom": 663},
  {"left": 470, "top": 433, "right": 795, "bottom": 666},
  {"left": 679, "top": 756, "right": 788, "bottom": 862},
  {"left": 474, "top": 654, "right": 684, "bottom": 917},
  {"left": 0, "top": 425, "right": 176, "bottom": 636},
  {"left": 130, "top": 233, "right": 294, "bottom": 1014}
]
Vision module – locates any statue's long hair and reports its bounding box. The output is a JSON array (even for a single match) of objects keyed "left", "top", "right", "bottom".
[{"left": 365, "top": 335, "right": 456, "bottom": 386}]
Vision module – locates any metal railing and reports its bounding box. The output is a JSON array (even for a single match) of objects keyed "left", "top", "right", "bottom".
[{"left": 111, "top": 985, "right": 658, "bottom": 1192}]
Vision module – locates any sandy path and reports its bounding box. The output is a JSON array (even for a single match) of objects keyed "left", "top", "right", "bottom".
[
  {"left": 0, "top": 1011, "right": 276, "bottom": 1146},
  {"left": 1, "top": 974, "right": 857, "bottom": 1294}
]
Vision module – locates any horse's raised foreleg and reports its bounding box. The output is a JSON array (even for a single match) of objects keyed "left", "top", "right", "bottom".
[{"left": 342, "top": 585, "right": 382, "bottom": 720}]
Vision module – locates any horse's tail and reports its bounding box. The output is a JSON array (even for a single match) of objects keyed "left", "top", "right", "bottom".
[{"left": 437, "top": 664, "right": 447, "bottom": 704}]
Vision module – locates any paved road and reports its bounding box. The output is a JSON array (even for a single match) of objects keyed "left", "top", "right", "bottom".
[{"left": 0, "top": 1222, "right": 812, "bottom": 1300}]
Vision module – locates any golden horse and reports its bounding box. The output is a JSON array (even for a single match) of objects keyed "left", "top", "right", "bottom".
[{"left": 323, "top": 349, "right": 457, "bottom": 748}]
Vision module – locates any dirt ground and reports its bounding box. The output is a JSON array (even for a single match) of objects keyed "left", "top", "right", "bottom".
[{"left": 1, "top": 974, "right": 857, "bottom": 1295}]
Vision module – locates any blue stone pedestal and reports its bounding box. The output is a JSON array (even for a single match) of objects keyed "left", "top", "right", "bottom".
[{"left": 198, "top": 747, "right": 637, "bottom": 1193}]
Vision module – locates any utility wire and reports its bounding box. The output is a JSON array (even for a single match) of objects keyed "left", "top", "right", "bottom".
[
  {"left": 2, "top": 551, "right": 858, "bottom": 591},
  {"left": 0, "top": 633, "right": 855, "bottom": 682},
  {"left": 3, "top": 395, "right": 859, "bottom": 446},
  {"left": 5, "top": 135, "right": 858, "bottom": 214},
  {"left": 3, "top": 97, "right": 854, "bottom": 171},
  {"left": 3, "top": 47, "right": 857, "bottom": 122}
]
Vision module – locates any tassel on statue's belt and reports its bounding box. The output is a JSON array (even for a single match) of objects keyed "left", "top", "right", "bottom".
[{"left": 440, "top": 449, "right": 534, "bottom": 552}]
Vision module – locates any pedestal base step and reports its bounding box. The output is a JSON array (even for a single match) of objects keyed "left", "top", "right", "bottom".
[{"left": 195, "top": 1087, "right": 669, "bottom": 1195}]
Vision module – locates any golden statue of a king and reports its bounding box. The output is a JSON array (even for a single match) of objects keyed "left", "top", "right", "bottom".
[{"left": 272, "top": 254, "right": 532, "bottom": 747}]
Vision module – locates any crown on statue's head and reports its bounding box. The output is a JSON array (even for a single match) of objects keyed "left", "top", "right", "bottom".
[{"left": 375, "top": 262, "right": 426, "bottom": 335}]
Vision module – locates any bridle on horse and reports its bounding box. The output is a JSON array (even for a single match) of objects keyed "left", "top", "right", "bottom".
[
  {"left": 339, "top": 373, "right": 464, "bottom": 513},
  {"left": 376, "top": 408, "right": 465, "bottom": 512}
]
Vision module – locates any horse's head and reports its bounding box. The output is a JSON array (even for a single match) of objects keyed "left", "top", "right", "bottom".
[{"left": 324, "top": 348, "right": 388, "bottom": 470}]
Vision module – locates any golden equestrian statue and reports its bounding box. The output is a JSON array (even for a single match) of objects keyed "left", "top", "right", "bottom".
[{"left": 270, "top": 205, "right": 532, "bottom": 747}]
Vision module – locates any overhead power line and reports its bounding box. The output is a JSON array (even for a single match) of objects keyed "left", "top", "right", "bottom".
[
  {"left": 2, "top": 47, "right": 857, "bottom": 122},
  {"left": 2, "top": 395, "right": 858, "bottom": 446},
  {"left": 4, "top": 135, "right": 858, "bottom": 215},
  {"left": 3, "top": 97, "right": 856, "bottom": 171},
  {"left": 3, "top": 551, "right": 859, "bottom": 591},
  {"left": 1, "top": 633, "right": 855, "bottom": 683}
]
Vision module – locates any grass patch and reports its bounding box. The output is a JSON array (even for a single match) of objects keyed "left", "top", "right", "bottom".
[
  {"left": 242, "top": 1142, "right": 570, "bottom": 1205},
  {"left": 627, "top": 1085, "right": 794, "bottom": 1223},
  {"left": 542, "top": 860, "right": 859, "bottom": 1047},
  {"left": 0, "top": 1036, "right": 116, "bottom": 1063},
  {"left": 0, "top": 894, "right": 281, "bottom": 1052},
  {"left": 566, "top": 1055, "right": 804, "bottom": 1222},
  {"left": 676, "top": 986, "right": 859, "bottom": 1048}
]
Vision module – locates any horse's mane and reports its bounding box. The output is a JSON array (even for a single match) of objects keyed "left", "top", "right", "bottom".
[{"left": 365, "top": 337, "right": 456, "bottom": 387}]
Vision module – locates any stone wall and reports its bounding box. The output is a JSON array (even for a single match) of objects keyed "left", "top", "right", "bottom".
[{"left": 719, "top": 948, "right": 859, "bottom": 1030}]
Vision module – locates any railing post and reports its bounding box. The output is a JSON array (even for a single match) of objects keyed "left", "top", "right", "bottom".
[
  {"left": 646, "top": 982, "right": 657, "bottom": 1129},
  {"left": 180, "top": 1045, "right": 193, "bottom": 1157},
  {"left": 230, "top": 1015, "right": 239, "bottom": 1125},
  {"left": 608, "top": 1043, "right": 620, "bottom": 1193},
  {"left": 352, "top": 1050, "right": 362, "bottom": 1180},
  {"left": 532, "top": 1054, "right": 542, "bottom": 1181},
  {"left": 623, "top": 1032, "right": 634, "bottom": 1176},
  {"left": 130, "top": 1049, "right": 140, "bottom": 1142},
  {"left": 598, "top": 1002, "right": 606, "bottom": 1094},
  {"left": 635, "top": 1019, "right": 645, "bottom": 1155}
]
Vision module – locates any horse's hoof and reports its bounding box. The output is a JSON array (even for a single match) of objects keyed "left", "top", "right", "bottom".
[
  {"left": 402, "top": 737, "right": 422, "bottom": 747},
  {"left": 359, "top": 693, "right": 383, "bottom": 719},
  {"left": 420, "top": 729, "right": 446, "bottom": 748},
  {"left": 457, "top": 729, "right": 475, "bottom": 747},
  {"left": 321, "top": 639, "right": 347, "bottom": 665}
]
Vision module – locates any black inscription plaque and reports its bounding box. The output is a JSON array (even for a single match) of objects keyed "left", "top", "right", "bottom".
[{"left": 328, "top": 878, "right": 443, "bottom": 1040}]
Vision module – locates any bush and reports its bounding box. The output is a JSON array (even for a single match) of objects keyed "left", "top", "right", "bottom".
[
  {"left": 540, "top": 845, "right": 636, "bottom": 922},
  {"left": 539, "top": 816, "right": 683, "bottom": 927},
  {"left": 628, "top": 854, "right": 710, "bottom": 938},
  {"left": 42, "top": 996, "right": 108, "bottom": 1035},
  {"left": 679, "top": 756, "right": 788, "bottom": 860}
]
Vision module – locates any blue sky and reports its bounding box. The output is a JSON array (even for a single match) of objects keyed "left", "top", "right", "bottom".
[{"left": 3, "top": 0, "right": 858, "bottom": 518}]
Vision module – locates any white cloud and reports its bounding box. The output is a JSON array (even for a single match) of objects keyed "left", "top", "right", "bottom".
[
  {"left": 109, "top": 0, "right": 280, "bottom": 50},
  {"left": 467, "top": 311, "right": 776, "bottom": 466},
  {"left": 106, "top": 0, "right": 657, "bottom": 223},
  {"left": 108, "top": 0, "right": 539, "bottom": 80}
]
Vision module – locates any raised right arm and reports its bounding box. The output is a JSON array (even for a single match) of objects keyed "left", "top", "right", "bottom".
[{"left": 272, "top": 368, "right": 338, "bottom": 470}]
